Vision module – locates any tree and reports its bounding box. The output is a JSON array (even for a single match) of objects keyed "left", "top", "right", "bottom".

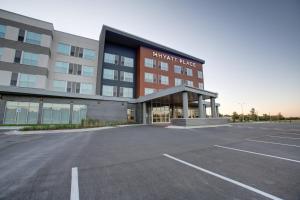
[
  {"left": 250, "top": 108, "right": 257, "bottom": 121},
  {"left": 232, "top": 112, "right": 239, "bottom": 122},
  {"left": 278, "top": 112, "right": 284, "bottom": 120}
]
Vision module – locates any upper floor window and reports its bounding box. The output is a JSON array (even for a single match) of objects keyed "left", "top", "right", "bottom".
[
  {"left": 121, "top": 56, "right": 134, "bottom": 67},
  {"left": 186, "top": 80, "right": 193, "bottom": 87},
  {"left": 82, "top": 66, "right": 94, "bottom": 77},
  {"left": 21, "top": 51, "right": 38, "bottom": 66},
  {"left": 198, "top": 70, "right": 203, "bottom": 79},
  {"left": 83, "top": 49, "right": 96, "bottom": 60},
  {"left": 160, "top": 62, "right": 168, "bottom": 71},
  {"left": 25, "top": 31, "right": 41, "bottom": 45},
  {"left": 55, "top": 61, "right": 69, "bottom": 74},
  {"left": 80, "top": 83, "right": 93, "bottom": 95},
  {"left": 160, "top": 75, "right": 169, "bottom": 85},
  {"left": 103, "top": 68, "right": 118, "bottom": 80},
  {"left": 144, "top": 58, "right": 155, "bottom": 68},
  {"left": 174, "top": 65, "right": 182, "bottom": 74},
  {"left": 144, "top": 88, "right": 155, "bottom": 95},
  {"left": 120, "top": 71, "right": 133, "bottom": 82},
  {"left": 67, "top": 81, "right": 80, "bottom": 93},
  {"left": 57, "top": 43, "right": 71, "bottom": 55},
  {"left": 144, "top": 72, "right": 156, "bottom": 83},
  {"left": 120, "top": 87, "right": 133, "bottom": 98},
  {"left": 0, "top": 24, "right": 6, "bottom": 38},
  {"left": 53, "top": 80, "right": 67, "bottom": 92},
  {"left": 175, "top": 78, "right": 183, "bottom": 86},
  {"left": 18, "top": 73, "right": 37, "bottom": 88},
  {"left": 68, "top": 63, "right": 82, "bottom": 75},
  {"left": 0, "top": 48, "right": 3, "bottom": 61},
  {"left": 102, "top": 85, "right": 117, "bottom": 97},
  {"left": 186, "top": 68, "right": 193, "bottom": 76},
  {"left": 104, "top": 53, "right": 119, "bottom": 65}
]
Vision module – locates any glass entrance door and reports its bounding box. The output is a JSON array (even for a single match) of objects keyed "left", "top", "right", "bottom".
[{"left": 151, "top": 101, "right": 170, "bottom": 123}]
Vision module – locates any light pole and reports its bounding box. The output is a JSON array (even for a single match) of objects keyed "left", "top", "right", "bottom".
[{"left": 238, "top": 102, "right": 246, "bottom": 122}]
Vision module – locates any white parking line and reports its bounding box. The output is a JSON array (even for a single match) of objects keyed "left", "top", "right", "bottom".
[
  {"left": 70, "top": 167, "right": 79, "bottom": 200},
  {"left": 163, "top": 154, "right": 283, "bottom": 200},
  {"left": 247, "top": 139, "right": 300, "bottom": 148},
  {"left": 214, "top": 145, "right": 300, "bottom": 163},
  {"left": 267, "top": 135, "right": 300, "bottom": 140}
]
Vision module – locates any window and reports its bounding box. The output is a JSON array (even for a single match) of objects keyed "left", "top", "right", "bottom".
[
  {"left": 68, "top": 63, "right": 82, "bottom": 75},
  {"left": 198, "top": 70, "right": 203, "bottom": 79},
  {"left": 160, "top": 61, "right": 168, "bottom": 71},
  {"left": 70, "top": 46, "right": 83, "bottom": 58},
  {"left": 160, "top": 75, "right": 169, "bottom": 85},
  {"left": 82, "top": 66, "right": 94, "bottom": 76},
  {"left": 198, "top": 82, "right": 204, "bottom": 89},
  {"left": 144, "top": 58, "right": 155, "bottom": 68},
  {"left": 0, "top": 48, "right": 3, "bottom": 61},
  {"left": 120, "top": 87, "right": 133, "bottom": 98},
  {"left": 103, "top": 68, "right": 118, "bottom": 80},
  {"left": 4, "top": 101, "right": 39, "bottom": 124},
  {"left": 121, "top": 56, "right": 134, "bottom": 67},
  {"left": 144, "top": 88, "right": 155, "bottom": 95},
  {"left": 25, "top": 31, "right": 41, "bottom": 45},
  {"left": 14, "top": 50, "right": 22, "bottom": 63},
  {"left": 186, "top": 80, "right": 193, "bottom": 87},
  {"left": 67, "top": 82, "right": 80, "bottom": 93},
  {"left": 175, "top": 78, "right": 183, "bottom": 86},
  {"left": 18, "top": 73, "right": 37, "bottom": 88},
  {"left": 53, "top": 80, "right": 67, "bottom": 92},
  {"left": 83, "top": 49, "right": 96, "bottom": 60},
  {"left": 186, "top": 68, "right": 193, "bottom": 76},
  {"left": 80, "top": 83, "right": 93, "bottom": 95},
  {"left": 72, "top": 105, "right": 87, "bottom": 124},
  {"left": 0, "top": 24, "right": 6, "bottom": 38},
  {"left": 120, "top": 71, "right": 133, "bottom": 82},
  {"left": 104, "top": 53, "right": 119, "bottom": 65},
  {"left": 55, "top": 62, "right": 69, "bottom": 74},
  {"left": 144, "top": 72, "right": 155, "bottom": 83},
  {"left": 18, "top": 29, "right": 25, "bottom": 42},
  {"left": 21, "top": 52, "right": 39, "bottom": 66},
  {"left": 42, "top": 103, "right": 70, "bottom": 124},
  {"left": 102, "top": 85, "right": 117, "bottom": 97},
  {"left": 174, "top": 65, "right": 182, "bottom": 74},
  {"left": 10, "top": 73, "right": 18, "bottom": 86},
  {"left": 57, "top": 43, "right": 71, "bottom": 55}
]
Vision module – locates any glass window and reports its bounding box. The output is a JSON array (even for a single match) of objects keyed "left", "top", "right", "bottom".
[
  {"left": 4, "top": 101, "right": 39, "bottom": 124},
  {"left": 120, "top": 71, "right": 133, "bottom": 82},
  {"left": 175, "top": 78, "right": 183, "bottom": 86},
  {"left": 102, "top": 85, "right": 117, "bottom": 97},
  {"left": 0, "top": 24, "right": 6, "bottom": 38},
  {"left": 121, "top": 56, "right": 134, "bottom": 67},
  {"left": 199, "top": 82, "right": 204, "bottom": 89},
  {"left": 18, "top": 73, "right": 37, "bottom": 88},
  {"left": 174, "top": 65, "right": 182, "bottom": 74},
  {"left": 83, "top": 49, "right": 96, "bottom": 60},
  {"left": 144, "top": 88, "right": 155, "bottom": 95},
  {"left": 144, "top": 58, "right": 154, "bottom": 68},
  {"left": 82, "top": 66, "right": 94, "bottom": 76},
  {"left": 186, "top": 68, "right": 193, "bottom": 76},
  {"left": 42, "top": 103, "right": 70, "bottom": 124},
  {"left": 186, "top": 80, "right": 193, "bottom": 87},
  {"left": 0, "top": 47, "right": 3, "bottom": 61},
  {"left": 198, "top": 70, "right": 203, "bottom": 79},
  {"left": 25, "top": 31, "right": 41, "bottom": 45},
  {"left": 104, "top": 53, "right": 118, "bottom": 64},
  {"left": 120, "top": 87, "right": 133, "bottom": 98},
  {"left": 144, "top": 72, "right": 155, "bottom": 83},
  {"left": 57, "top": 43, "right": 71, "bottom": 55},
  {"left": 160, "top": 75, "right": 169, "bottom": 85},
  {"left": 80, "top": 83, "right": 93, "bottom": 94},
  {"left": 53, "top": 80, "right": 67, "bottom": 92},
  {"left": 160, "top": 62, "right": 168, "bottom": 71},
  {"left": 103, "top": 68, "right": 118, "bottom": 80},
  {"left": 55, "top": 61, "right": 69, "bottom": 74},
  {"left": 21, "top": 51, "right": 38, "bottom": 66},
  {"left": 72, "top": 105, "right": 87, "bottom": 124}
]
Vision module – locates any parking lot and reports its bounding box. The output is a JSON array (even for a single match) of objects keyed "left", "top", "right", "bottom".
[{"left": 0, "top": 122, "right": 299, "bottom": 200}]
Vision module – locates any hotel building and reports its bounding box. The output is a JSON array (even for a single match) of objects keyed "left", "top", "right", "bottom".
[{"left": 0, "top": 9, "right": 221, "bottom": 125}]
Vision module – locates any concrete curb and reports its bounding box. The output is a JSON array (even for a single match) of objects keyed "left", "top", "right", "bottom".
[{"left": 166, "top": 124, "right": 232, "bottom": 129}]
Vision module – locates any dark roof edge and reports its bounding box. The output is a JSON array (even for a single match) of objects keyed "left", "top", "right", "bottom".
[{"left": 102, "top": 25, "right": 205, "bottom": 64}]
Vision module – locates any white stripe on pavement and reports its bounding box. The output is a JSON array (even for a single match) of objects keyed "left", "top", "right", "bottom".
[
  {"left": 214, "top": 145, "right": 300, "bottom": 163},
  {"left": 163, "top": 154, "right": 283, "bottom": 200},
  {"left": 70, "top": 167, "right": 79, "bottom": 200},
  {"left": 247, "top": 139, "right": 300, "bottom": 148},
  {"left": 267, "top": 135, "right": 300, "bottom": 140}
]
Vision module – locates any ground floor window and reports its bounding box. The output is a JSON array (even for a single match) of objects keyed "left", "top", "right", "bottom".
[
  {"left": 42, "top": 103, "right": 70, "bottom": 124},
  {"left": 127, "top": 108, "right": 135, "bottom": 122},
  {"left": 72, "top": 105, "right": 87, "bottom": 124},
  {"left": 4, "top": 101, "right": 39, "bottom": 124}
]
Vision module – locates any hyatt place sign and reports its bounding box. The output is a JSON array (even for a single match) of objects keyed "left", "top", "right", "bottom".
[{"left": 152, "top": 51, "right": 197, "bottom": 67}]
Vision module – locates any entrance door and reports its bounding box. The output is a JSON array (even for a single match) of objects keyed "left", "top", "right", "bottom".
[{"left": 151, "top": 102, "right": 170, "bottom": 123}]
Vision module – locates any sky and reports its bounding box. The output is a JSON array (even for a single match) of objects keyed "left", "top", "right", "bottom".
[{"left": 1, "top": 0, "right": 300, "bottom": 117}]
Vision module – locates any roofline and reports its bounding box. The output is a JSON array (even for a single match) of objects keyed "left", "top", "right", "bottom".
[
  {"left": 102, "top": 25, "right": 205, "bottom": 64},
  {"left": 54, "top": 30, "right": 99, "bottom": 42}
]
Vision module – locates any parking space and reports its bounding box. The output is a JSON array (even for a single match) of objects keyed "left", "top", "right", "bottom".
[{"left": 0, "top": 122, "right": 299, "bottom": 199}]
